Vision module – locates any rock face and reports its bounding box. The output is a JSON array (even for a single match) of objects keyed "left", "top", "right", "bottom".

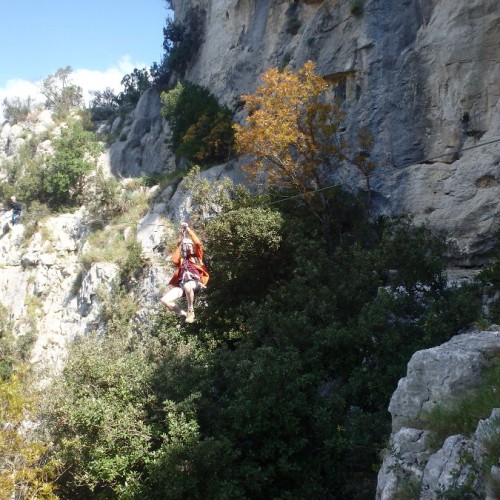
[
  {"left": 0, "top": 208, "right": 171, "bottom": 382},
  {"left": 107, "top": 88, "right": 176, "bottom": 178},
  {"left": 0, "top": 2, "right": 499, "bottom": 496},
  {"left": 377, "top": 330, "right": 500, "bottom": 499},
  {"left": 171, "top": 0, "right": 500, "bottom": 263}
]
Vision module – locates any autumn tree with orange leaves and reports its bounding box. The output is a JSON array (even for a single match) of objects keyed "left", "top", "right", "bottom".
[{"left": 234, "top": 61, "right": 375, "bottom": 247}]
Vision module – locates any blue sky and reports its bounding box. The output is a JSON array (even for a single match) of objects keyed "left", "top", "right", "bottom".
[{"left": 0, "top": 0, "right": 172, "bottom": 108}]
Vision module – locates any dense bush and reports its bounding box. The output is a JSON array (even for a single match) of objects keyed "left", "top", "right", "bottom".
[
  {"left": 44, "top": 187, "right": 483, "bottom": 498},
  {"left": 44, "top": 330, "right": 154, "bottom": 497},
  {"left": 0, "top": 369, "right": 58, "bottom": 499},
  {"left": 0, "top": 136, "right": 46, "bottom": 204},
  {"left": 1, "top": 120, "right": 103, "bottom": 212},
  {"left": 0, "top": 307, "right": 58, "bottom": 498},
  {"left": 43, "top": 120, "right": 103, "bottom": 208},
  {"left": 161, "top": 81, "right": 234, "bottom": 164},
  {"left": 88, "top": 67, "right": 160, "bottom": 121},
  {"left": 2, "top": 96, "right": 37, "bottom": 124}
]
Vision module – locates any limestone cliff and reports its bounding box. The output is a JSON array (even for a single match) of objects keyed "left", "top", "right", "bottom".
[
  {"left": 377, "top": 329, "right": 500, "bottom": 499},
  {"left": 0, "top": 0, "right": 499, "bottom": 496},
  {"left": 172, "top": 0, "right": 500, "bottom": 264}
]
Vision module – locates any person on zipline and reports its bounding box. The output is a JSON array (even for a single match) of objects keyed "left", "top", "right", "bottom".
[{"left": 160, "top": 222, "right": 209, "bottom": 323}]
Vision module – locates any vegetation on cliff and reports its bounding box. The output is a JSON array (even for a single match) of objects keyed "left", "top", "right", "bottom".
[
  {"left": 0, "top": 52, "right": 498, "bottom": 499},
  {"left": 38, "top": 172, "right": 483, "bottom": 498}
]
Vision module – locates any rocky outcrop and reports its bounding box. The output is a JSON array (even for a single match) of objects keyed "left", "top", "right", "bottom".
[
  {"left": 0, "top": 208, "right": 171, "bottom": 381},
  {"left": 171, "top": 0, "right": 500, "bottom": 263},
  {"left": 377, "top": 329, "right": 500, "bottom": 499},
  {"left": 0, "top": 110, "right": 55, "bottom": 160},
  {"left": 107, "top": 88, "right": 176, "bottom": 178}
]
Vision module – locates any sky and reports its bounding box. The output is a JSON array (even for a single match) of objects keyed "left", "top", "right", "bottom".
[{"left": 0, "top": 0, "right": 172, "bottom": 111}]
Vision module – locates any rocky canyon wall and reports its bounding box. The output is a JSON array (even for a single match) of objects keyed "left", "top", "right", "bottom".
[{"left": 172, "top": 0, "right": 500, "bottom": 264}]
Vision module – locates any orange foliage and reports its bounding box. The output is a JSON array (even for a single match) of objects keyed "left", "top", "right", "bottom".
[{"left": 234, "top": 61, "right": 346, "bottom": 198}]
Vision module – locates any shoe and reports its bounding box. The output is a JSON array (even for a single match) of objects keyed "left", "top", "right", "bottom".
[{"left": 185, "top": 310, "right": 195, "bottom": 323}]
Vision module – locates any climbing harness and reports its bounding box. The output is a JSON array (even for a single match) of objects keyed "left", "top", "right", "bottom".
[{"left": 180, "top": 227, "right": 201, "bottom": 287}]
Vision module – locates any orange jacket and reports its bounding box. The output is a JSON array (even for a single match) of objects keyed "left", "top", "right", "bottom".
[{"left": 169, "top": 227, "right": 209, "bottom": 287}]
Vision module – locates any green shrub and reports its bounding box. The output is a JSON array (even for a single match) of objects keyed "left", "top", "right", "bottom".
[
  {"left": 43, "top": 188, "right": 485, "bottom": 498},
  {"left": 119, "top": 238, "right": 145, "bottom": 285},
  {"left": 0, "top": 367, "right": 59, "bottom": 499},
  {"left": 41, "top": 66, "right": 83, "bottom": 121},
  {"left": 420, "top": 359, "right": 500, "bottom": 450},
  {"left": 21, "top": 201, "right": 52, "bottom": 241},
  {"left": 84, "top": 169, "right": 126, "bottom": 230},
  {"left": 117, "top": 67, "right": 153, "bottom": 109},
  {"left": 0, "top": 136, "right": 47, "bottom": 205},
  {"left": 44, "top": 120, "right": 103, "bottom": 209},
  {"left": 161, "top": 81, "right": 234, "bottom": 164},
  {"left": 44, "top": 330, "right": 154, "bottom": 497},
  {"left": 2, "top": 96, "right": 36, "bottom": 124},
  {"left": 0, "top": 304, "right": 14, "bottom": 380},
  {"left": 80, "top": 228, "right": 130, "bottom": 270}
]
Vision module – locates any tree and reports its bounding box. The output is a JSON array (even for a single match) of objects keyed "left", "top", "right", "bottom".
[
  {"left": 162, "top": 7, "right": 205, "bottom": 76},
  {"left": 40, "top": 66, "right": 83, "bottom": 119},
  {"left": 88, "top": 87, "right": 120, "bottom": 120},
  {"left": 117, "top": 68, "right": 152, "bottom": 109},
  {"left": 161, "top": 81, "right": 234, "bottom": 164},
  {"left": 44, "top": 120, "right": 103, "bottom": 208},
  {"left": 234, "top": 61, "right": 375, "bottom": 249}
]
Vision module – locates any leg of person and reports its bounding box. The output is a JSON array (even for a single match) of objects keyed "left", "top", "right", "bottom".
[
  {"left": 160, "top": 287, "right": 186, "bottom": 317},
  {"left": 183, "top": 281, "right": 197, "bottom": 323}
]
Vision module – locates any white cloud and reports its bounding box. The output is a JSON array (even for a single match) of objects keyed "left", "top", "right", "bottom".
[
  {"left": 0, "top": 79, "right": 43, "bottom": 105},
  {"left": 73, "top": 55, "right": 147, "bottom": 106},
  {"left": 0, "top": 55, "right": 146, "bottom": 119}
]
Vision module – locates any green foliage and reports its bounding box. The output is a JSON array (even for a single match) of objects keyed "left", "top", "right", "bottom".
[
  {"left": 118, "top": 67, "right": 153, "bottom": 109},
  {"left": 80, "top": 228, "right": 135, "bottom": 273},
  {"left": 161, "top": 81, "right": 234, "bottom": 164},
  {"left": 0, "top": 368, "right": 59, "bottom": 499},
  {"left": 43, "top": 185, "right": 484, "bottom": 498},
  {"left": 45, "top": 330, "right": 154, "bottom": 497},
  {"left": 162, "top": 7, "right": 205, "bottom": 76},
  {"left": 83, "top": 168, "right": 127, "bottom": 229},
  {"left": 88, "top": 64, "right": 168, "bottom": 121},
  {"left": 119, "top": 238, "right": 145, "bottom": 285},
  {"left": 0, "top": 135, "right": 47, "bottom": 205},
  {"left": 44, "top": 120, "right": 103, "bottom": 208},
  {"left": 2, "top": 96, "right": 37, "bottom": 124},
  {"left": 88, "top": 87, "right": 121, "bottom": 120},
  {"left": 0, "top": 307, "right": 58, "bottom": 497},
  {"left": 0, "top": 304, "right": 14, "bottom": 380},
  {"left": 183, "top": 165, "right": 257, "bottom": 224},
  {"left": 203, "top": 206, "right": 285, "bottom": 331},
  {"left": 21, "top": 201, "right": 52, "bottom": 241},
  {"left": 138, "top": 170, "right": 180, "bottom": 188}
]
